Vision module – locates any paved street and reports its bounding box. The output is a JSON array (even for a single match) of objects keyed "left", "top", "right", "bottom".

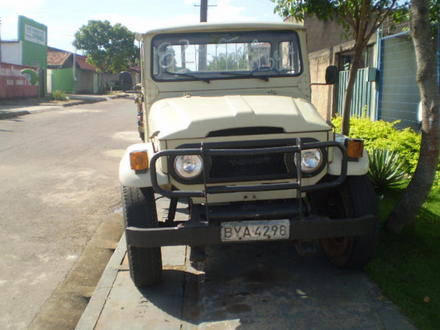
[
  {"left": 0, "top": 98, "right": 137, "bottom": 329},
  {"left": 1, "top": 98, "right": 415, "bottom": 330}
]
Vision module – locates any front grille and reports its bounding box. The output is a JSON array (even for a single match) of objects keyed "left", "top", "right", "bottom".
[
  {"left": 208, "top": 152, "right": 291, "bottom": 182},
  {"left": 169, "top": 138, "right": 320, "bottom": 184}
]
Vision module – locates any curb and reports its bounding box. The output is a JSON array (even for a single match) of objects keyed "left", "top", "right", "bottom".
[
  {"left": 0, "top": 110, "right": 31, "bottom": 119},
  {"left": 0, "top": 94, "right": 130, "bottom": 120},
  {"left": 75, "top": 235, "right": 127, "bottom": 330}
]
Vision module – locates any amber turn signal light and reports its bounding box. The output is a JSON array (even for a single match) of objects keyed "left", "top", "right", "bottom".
[
  {"left": 345, "top": 139, "right": 364, "bottom": 159},
  {"left": 130, "top": 151, "right": 149, "bottom": 171}
]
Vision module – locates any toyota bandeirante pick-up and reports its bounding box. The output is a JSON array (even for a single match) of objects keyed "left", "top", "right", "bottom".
[{"left": 119, "top": 22, "right": 377, "bottom": 287}]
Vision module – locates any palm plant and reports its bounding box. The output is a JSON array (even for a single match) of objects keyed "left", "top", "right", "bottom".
[{"left": 368, "top": 149, "right": 407, "bottom": 193}]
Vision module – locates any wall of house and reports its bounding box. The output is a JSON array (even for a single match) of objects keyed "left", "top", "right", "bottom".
[
  {"left": 378, "top": 33, "right": 419, "bottom": 129},
  {"left": 75, "top": 70, "right": 94, "bottom": 93},
  {"left": 0, "top": 62, "right": 39, "bottom": 98},
  {"left": 101, "top": 72, "right": 119, "bottom": 91},
  {"left": 93, "top": 73, "right": 104, "bottom": 94},
  {"left": 50, "top": 68, "right": 75, "bottom": 93},
  {"left": 285, "top": 16, "right": 347, "bottom": 53},
  {"left": 46, "top": 69, "right": 52, "bottom": 94},
  {"left": 0, "top": 42, "right": 22, "bottom": 65},
  {"left": 49, "top": 68, "right": 103, "bottom": 94},
  {"left": 130, "top": 72, "right": 140, "bottom": 85},
  {"left": 309, "top": 48, "right": 335, "bottom": 120}
]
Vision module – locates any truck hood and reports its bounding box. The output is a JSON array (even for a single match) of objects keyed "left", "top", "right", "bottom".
[{"left": 149, "top": 95, "right": 330, "bottom": 140}]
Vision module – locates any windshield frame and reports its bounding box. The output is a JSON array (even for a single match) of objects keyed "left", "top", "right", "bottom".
[{"left": 150, "top": 30, "right": 303, "bottom": 82}]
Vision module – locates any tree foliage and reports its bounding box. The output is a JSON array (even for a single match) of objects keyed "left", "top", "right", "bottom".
[
  {"left": 73, "top": 20, "right": 138, "bottom": 74},
  {"left": 273, "top": 0, "right": 409, "bottom": 32},
  {"left": 427, "top": 0, "right": 440, "bottom": 25},
  {"left": 272, "top": 0, "right": 408, "bottom": 135},
  {"left": 207, "top": 53, "right": 249, "bottom": 71}
]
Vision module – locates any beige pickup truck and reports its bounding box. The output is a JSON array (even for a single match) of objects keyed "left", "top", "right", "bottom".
[{"left": 119, "top": 22, "right": 377, "bottom": 287}]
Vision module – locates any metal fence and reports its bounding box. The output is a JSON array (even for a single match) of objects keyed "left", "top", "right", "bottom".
[
  {"left": 377, "top": 31, "right": 420, "bottom": 129},
  {"left": 336, "top": 26, "right": 439, "bottom": 130},
  {"left": 337, "top": 67, "right": 375, "bottom": 119}
]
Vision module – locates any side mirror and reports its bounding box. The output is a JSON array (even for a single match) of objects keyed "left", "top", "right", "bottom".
[{"left": 325, "top": 66, "right": 338, "bottom": 85}]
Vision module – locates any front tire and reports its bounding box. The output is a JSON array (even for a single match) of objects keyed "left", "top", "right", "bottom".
[
  {"left": 122, "top": 186, "right": 162, "bottom": 287},
  {"left": 318, "top": 175, "right": 378, "bottom": 268}
]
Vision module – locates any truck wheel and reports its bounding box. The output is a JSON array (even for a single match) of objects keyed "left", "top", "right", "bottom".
[
  {"left": 319, "top": 175, "right": 378, "bottom": 269},
  {"left": 121, "top": 185, "right": 162, "bottom": 287}
]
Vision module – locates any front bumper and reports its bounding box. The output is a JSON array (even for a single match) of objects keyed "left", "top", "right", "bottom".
[{"left": 126, "top": 215, "right": 376, "bottom": 248}]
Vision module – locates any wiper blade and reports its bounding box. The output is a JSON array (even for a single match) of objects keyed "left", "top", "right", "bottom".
[
  {"left": 165, "top": 71, "right": 210, "bottom": 83},
  {"left": 218, "top": 71, "right": 269, "bottom": 81}
]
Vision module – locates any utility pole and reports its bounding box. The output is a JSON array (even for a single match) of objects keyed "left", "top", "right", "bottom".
[
  {"left": 194, "top": 0, "right": 215, "bottom": 22},
  {"left": 197, "top": 0, "right": 211, "bottom": 71},
  {"left": 0, "top": 17, "right": 3, "bottom": 63},
  {"left": 200, "top": 0, "right": 208, "bottom": 22}
]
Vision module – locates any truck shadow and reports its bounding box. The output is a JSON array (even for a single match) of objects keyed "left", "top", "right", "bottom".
[{"left": 135, "top": 241, "right": 411, "bottom": 329}]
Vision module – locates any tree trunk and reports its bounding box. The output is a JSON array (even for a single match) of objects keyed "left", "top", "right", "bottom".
[
  {"left": 387, "top": 0, "right": 440, "bottom": 233},
  {"left": 341, "top": 42, "right": 364, "bottom": 135}
]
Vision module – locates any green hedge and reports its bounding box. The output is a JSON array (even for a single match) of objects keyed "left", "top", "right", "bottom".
[{"left": 332, "top": 117, "right": 421, "bottom": 173}]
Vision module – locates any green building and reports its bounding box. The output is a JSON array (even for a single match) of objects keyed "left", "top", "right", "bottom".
[
  {"left": 18, "top": 16, "right": 48, "bottom": 96},
  {"left": 47, "top": 47, "right": 103, "bottom": 94}
]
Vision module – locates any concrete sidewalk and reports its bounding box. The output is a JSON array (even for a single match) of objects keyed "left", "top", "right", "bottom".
[
  {"left": 76, "top": 198, "right": 416, "bottom": 330},
  {"left": 0, "top": 93, "right": 131, "bottom": 119}
]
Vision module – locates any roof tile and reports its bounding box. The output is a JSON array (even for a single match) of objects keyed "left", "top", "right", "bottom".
[
  {"left": 47, "top": 49, "right": 71, "bottom": 66},
  {"left": 76, "top": 55, "right": 97, "bottom": 71}
]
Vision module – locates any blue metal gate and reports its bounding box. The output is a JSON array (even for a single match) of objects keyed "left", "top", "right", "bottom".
[
  {"left": 377, "top": 31, "right": 420, "bottom": 129},
  {"left": 337, "top": 67, "right": 376, "bottom": 119}
]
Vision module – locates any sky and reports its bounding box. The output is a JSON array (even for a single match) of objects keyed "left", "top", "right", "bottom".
[{"left": 0, "top": 0, "right": 283, "bottom": 53}]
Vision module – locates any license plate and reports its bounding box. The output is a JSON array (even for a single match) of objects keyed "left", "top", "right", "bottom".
[{"left": 221, "top": 219, "right": 290, "bottom": 242}]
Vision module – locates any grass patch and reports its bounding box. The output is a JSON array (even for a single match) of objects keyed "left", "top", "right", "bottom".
[
  {"left": 367, "top": 185, "right": 440, "bottom": 329},
  {"left": 52, "top": 90, "right": 68, "bottom": 101}
]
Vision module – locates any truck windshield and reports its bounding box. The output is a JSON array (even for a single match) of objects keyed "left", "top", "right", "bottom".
[{"left": 152, "top": 30, "right": 302, "bottom": 82}]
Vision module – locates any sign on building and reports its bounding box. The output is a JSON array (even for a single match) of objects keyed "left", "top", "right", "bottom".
[
  {"left": 18, "top": 16, "right": 48, "bottom": 69},
  {"left": 24, "top": 24, "right": 47, "bottom": 46}
]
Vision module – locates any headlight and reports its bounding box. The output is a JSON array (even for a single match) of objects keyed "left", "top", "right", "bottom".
[
  {"left": 301, "top": 148, "right": 323, "bottom": 173},
  {"left": 174, "top": 155, "right": 203, "bottom": 179}
]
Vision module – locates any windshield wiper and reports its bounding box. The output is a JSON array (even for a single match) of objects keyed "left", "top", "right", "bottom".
[
  {"left": 165, "top": 70, "right": 210, "bottom": 83},
  {"left": 218, "top": 71, "right": 269, "bottom": 81}
]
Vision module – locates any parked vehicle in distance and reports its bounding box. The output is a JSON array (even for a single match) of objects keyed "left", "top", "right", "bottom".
[{"left": 119, "top": 23, "right": 378, "bottom": 287}]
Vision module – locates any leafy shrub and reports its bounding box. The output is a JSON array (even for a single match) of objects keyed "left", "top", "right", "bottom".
[
  {"left": 52, "top": 90, "right": 68, "bottom": 101},
  {"left": 332, "top": 116, "right": 421, "bottom": 173},
  {"left": 433, "top": 170, "right": 440, "bottom": 190},
  {"left": 368, "top": 149, "right": 407, "bottom": 192}
]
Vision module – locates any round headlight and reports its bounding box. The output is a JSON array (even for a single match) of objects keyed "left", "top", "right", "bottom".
[
  {"left": 301, "top": 149, "right": 323, "bottom": 173},
  {"left": 174, "top": 155, "right": 203, "bottom": 179}
]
